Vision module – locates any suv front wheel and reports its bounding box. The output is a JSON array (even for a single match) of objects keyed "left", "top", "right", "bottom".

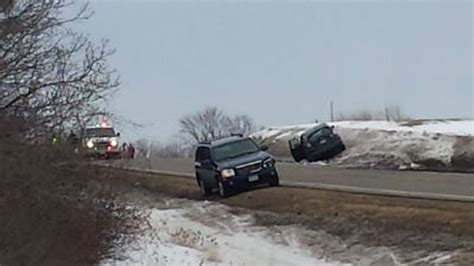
[{"left": 268, "top": 175, "right": 280, "bottom": 187}]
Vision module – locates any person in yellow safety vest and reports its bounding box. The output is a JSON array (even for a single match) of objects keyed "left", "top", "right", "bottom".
[{"left": 51, "top": 133, "right": 61, "bottom": 145}]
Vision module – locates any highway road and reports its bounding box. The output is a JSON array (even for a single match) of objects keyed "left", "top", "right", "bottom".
[{"left": 115, "top": 157, "right": 474, "bottom": 200}]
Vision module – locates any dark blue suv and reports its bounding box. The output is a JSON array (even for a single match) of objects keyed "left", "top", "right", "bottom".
[{"left": 194, "top": 136, "right": 279, "bottom": 198}]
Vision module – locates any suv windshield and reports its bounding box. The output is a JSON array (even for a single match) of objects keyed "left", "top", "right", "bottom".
[
  {"left": 213, "top": 139, "right": 260, "bottom": 161},
  {"left": 85, "top": 128, "right": 116, "bottom": 137}
]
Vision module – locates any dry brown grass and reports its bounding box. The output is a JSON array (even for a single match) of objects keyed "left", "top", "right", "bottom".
[{"left": 0, "top": 117, "right": 141, "bottom": 265}]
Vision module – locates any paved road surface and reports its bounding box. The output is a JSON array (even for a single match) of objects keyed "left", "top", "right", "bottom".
[{"left": 117, "top": 157, "right": 474, "bottom": 198}]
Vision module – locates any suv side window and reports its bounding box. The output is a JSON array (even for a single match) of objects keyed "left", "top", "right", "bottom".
[
  {"left": 308, "top": 130, "right": 323, "bottom": 143},
  {"left": 196, "top": 147, "right": 211, "bottom": 162},
  {"left": 308, "top": 127, "right": 332, "bottom": 143}
]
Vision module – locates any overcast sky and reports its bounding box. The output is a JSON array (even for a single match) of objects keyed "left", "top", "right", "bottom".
[{"left": 78, "top": 0, "right": 472, "bottom": 141}]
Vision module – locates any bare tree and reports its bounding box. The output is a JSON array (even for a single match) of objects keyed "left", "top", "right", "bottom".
[
  {"left": 228, "top": 114, "right": 257, "bottom": 137},
  {"left": 0, "top": 1, "right": 119, "bottom": 138},
  {"left": 385, "top": 105, "right": 408, "bottom": 121},
  {"left": 179, "top": 107, "right": 229, "bottom": 143},
  {"left": 179, "top": 106, "right": 257, "bottom": 143}
]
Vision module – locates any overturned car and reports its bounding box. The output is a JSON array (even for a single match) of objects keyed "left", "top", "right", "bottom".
[{"left": 289, "top": 123, "right": 345, "bottom": 163}]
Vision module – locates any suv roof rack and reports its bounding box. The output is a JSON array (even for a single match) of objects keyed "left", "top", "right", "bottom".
[{"left": 198, "top": 134, "right": 245, "bottom": 146}]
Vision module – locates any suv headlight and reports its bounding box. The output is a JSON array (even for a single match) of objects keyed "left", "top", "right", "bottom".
[
  {"left": 86, "top": 140, "right": 94, "bottom": 148},
  {"left": 221, "top": 169, "right": 235, "bottom": 179},
  {"left": 263, "top": 158, "right": 275, "bottom": 168}
]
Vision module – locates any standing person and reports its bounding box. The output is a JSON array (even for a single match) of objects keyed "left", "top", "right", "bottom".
[
  {"left": 67, "top": 130, "right": 77, "bottom": 144},
  {"left": 67, "top": 130, "right": 79, "bottom": 153},
  {"left": 121, "top": 142, "right": 128, "bottom": 159},
  {"left": 128, "top": 143, "right": 135, "bottom": 159}
]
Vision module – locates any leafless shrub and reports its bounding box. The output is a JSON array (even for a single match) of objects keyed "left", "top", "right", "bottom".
[
  {"left": 335, "top": 105, "right": 409, "bottom": 122},
  {"left": 336, "top": 110, "right": 380, "bottom": 121},
  {"left": 0, "top": 2, "right": 142, "bottom": 264},
  {"left": 179, "top": 106, "right": 258, "bottom": 143},
  {"left": 134, "top": 138, "right": 192, "bottom": 158},
  {"left": 0, "top": 118, "right": 142, "bottom": 265},
  {"left": 155, "top": 140, "right": 190, "bottom": 158}
]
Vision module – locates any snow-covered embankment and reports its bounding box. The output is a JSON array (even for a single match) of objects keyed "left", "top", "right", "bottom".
[{"left": 251, "top": 120, "right": 474, "bottom": 171}]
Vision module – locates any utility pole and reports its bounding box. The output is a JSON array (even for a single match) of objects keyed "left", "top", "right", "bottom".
[{"left": 330, "top": 100, "right": 334, "bottom": 122}]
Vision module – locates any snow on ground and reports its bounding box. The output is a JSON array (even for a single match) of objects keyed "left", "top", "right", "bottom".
[
  {"left": 332, "top": 126, "right": 457, "bottom": 169},
  {"left": 250, "top": 120, "right": 474, "bottom": 170},
  {"left": 102, "top": 199, "right": 343, "bottom": 266},
  {"left": 331, "top": 120, "right": 474, "bottom": 137},
  {"left": 102, "top": 198, "right": 460, "bottom": 266}
]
